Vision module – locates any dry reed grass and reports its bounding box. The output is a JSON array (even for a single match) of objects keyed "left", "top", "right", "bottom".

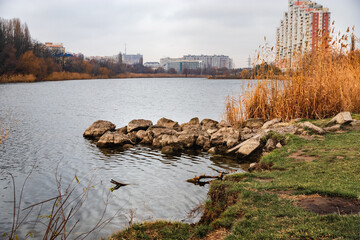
[
  {"left": 225, "top": 28, "right": 360, "bottom": 126},
  {"left": 45, "top": 72, "right": 93, "bottom": 81},
  {"left": 0, "top": 74, "right": 36, "bottom": 83}
]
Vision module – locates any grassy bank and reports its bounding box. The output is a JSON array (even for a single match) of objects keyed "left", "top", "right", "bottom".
[{"left": 107, "top": 116, "right": 360, "bottom": 239}]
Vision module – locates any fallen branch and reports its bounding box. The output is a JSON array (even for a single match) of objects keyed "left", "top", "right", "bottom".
[
  {"left": 187, "top": 172, "right": 225, "bottom": 183},
  {"left": 110, "top": 179, "right": 129, "bottom": 191}
]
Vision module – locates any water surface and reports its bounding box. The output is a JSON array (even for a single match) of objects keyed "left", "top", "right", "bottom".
[{"left": 0, "top": 78, "right": 249, "bottom": 238}]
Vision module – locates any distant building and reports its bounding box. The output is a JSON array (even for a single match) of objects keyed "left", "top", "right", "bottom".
[
  {"left": 183, "top": 55, "right": 233, "bottom": 69},
  {"left": 123, "top": 54, "right": 143, "bottom": 65},
  {"left": 161, "top": 55, "right": 233, "bottom": 70},
  {"left": 144, "top": 62, "right": 161, "bottom": 69},
  {"left": 45, "top": 42, "right": 65, "bottom": 55},
  {"left": 276, "top": 0, "right": 331, "bottom": 70},
  {"left": 167, "top": 60, "right": 202, "bottom": 73}
]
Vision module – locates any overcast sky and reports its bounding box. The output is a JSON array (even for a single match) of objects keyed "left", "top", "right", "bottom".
[{"left": 1, "top": 0, "right": 359, "bottom": 67}]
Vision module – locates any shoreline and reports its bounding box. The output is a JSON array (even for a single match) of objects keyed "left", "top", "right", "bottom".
[{"left": 106, "top": 113, "right": 360, "bottom": 239}]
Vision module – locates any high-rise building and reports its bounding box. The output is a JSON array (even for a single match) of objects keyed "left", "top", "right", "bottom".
[{"left": 276, "top": 0, "right": 331, "bottom": 70}]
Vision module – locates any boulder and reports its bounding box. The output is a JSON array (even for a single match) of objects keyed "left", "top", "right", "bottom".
[
  {"left": 178, "top": 132, "right": 197, "bottom": 148},
  {"left": 246, "top": 118, "right": 264, "bottom": 129},
  {"left": 140, "top": 134, "right": 153, "bottom": 145},
  {"left": 210, "top": 127, "right": 240, "bottom": 146},
  {"left": 127, "top": 119, "right": 153, "bottom": 132},
  {"left": 160, "top": 134, "right": 182, "bottom": 148},
  {"left": 228, "top": 130, "right": 269, "bottom": 155},
  {"left": 276, "top": 143, "right": 283, "bottom": 148},
  {"left": 299, "top": 122, "right": 325, "bottom": 134},
  {"left": 97, "top": 131, "right": 132, "bottom": 148},
  {"left": 262, "top": 118, "right": 281, "bottom": 129},
  {"left": 324, "top": 124, "right": 342, "bottom": 132},
  {"left": 329, "top": 112, "right": 352, "bottom": 125},
  {"left": 83, "top": 120, "right": 116, "bottom": 139},
  {"left": 156, "top": 118, "right": 181, "bottom": 131},
  {"left": 150, "top": 127, "right": 178, "bottom": 138},
  {"left": 123, "top": 144, "right": 134, "bottom": 149},
  {"left": 188, "top": 117, "right": 200, "bottom": 125},
  {"left": 264, "top": 138, "right": 277, "bottom": 152},
  {"left": 116, "top": 126, "right": 128, "bottom": 134},
  {"left": 127, "top": 131, "right": 137, "bottom": 144},
  {"left": 207, "top": 147, "right": 217, "bottom": 154},
  {"left": 161, "top": 146, "right": 177, "bottom": 155},
  {"left": 196, "top": 133, "right": 211, "bottom": 150},
  {"left": 236, "top": 137, "right": 261, "bottom": 156},
  {"left": 181, "top": 117, "right": 200, "bottom": 131},
  {"left": 136, "top": 130, "right": 146, "bottom": 141},
  {"left": 200, "top": 119, "right": 219, "bottom": 129},
  {"left": 218, "top": 120, "right": 232, "bottom": 128}
]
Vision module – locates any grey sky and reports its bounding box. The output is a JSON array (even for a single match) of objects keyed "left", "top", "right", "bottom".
[{"left": 0, "top": 0, "right": 359, "bottom": 67}]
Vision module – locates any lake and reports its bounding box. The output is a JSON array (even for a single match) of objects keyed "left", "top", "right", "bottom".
[{"left": 0, "top": 78, "right": 250, "bottom": 238}]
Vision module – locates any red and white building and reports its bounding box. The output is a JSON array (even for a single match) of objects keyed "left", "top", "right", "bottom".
[{"left": 276, "top": 0, "right": 331, "bottom": 70}]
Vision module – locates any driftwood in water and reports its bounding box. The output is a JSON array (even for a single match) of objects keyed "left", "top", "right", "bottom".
[
  {"left": 110, "top": 179, "right": 129, "bottom": 191},
  {"left": 187, "top": 172, "right": 225, "bottom": 184}
]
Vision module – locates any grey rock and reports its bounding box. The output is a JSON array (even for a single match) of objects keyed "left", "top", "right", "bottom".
[
  {"left": 127, "top": 119, "right": 153, "bottom": 132},
  {"left": 299, "top": 122, "right": 325, "bottom": 134},
  {"left": 276, "top": 143, "right": 283, "bottom": 148},
  {"left": 236, "top": 137, "right": 261, "bottom": 156},
  {"left": 200, "top": 119, "right": 219, "bottom": 129},
  {"left": 262, "top": 118, "right": 281, "bottom": 129},
  {"left": 210, "top": 127, "right": 240, "bottom": 146},
  {"left": 264, "top": 138, "right": 277, "bottom": 152},
  {"left": 329, "top": 112, "right": 352, "bottom": 125},
  {"left": 196, "top": 133, "right": 211, "bottom": 150},
  {"left": 83, "top": 120, "right": 116, "bottom": 139},
  {"left": 246, "top": 118, "right": 264, "bottom": 129},
  {"left": 324, "top": 124, "right": 342, "bottom": 132},
  {"left": 218, "top": 120, "right": 232, "bottom": 128}
]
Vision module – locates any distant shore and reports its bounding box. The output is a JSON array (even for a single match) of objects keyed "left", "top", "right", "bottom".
[{"left": 0, "top": 72, "right": 226, "bottom": 83}]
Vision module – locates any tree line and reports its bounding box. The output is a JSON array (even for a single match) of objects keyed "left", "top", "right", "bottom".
[{"left": 0, "top": 17, "right": 258, "bottom": 82}]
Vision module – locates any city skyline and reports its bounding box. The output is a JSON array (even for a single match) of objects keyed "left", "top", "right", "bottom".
[{"left": 0, "top": 0, "right": 359, "bottom": 68}]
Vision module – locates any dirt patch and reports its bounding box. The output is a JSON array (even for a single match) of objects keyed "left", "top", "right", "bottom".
[
  {"left": 289, "top": 150, "right": 318, "bottom": 162},
  {"left": 202, "top": 228, "right": 229, "bottom": 240},
  {"left": 254, "top": 177, "right": 273, "bottom": 183},
  {"left": 279, "top": 194, "right": 360, "bottom": 215},
  {"left": 298, "top": 134, "right": 325, "bottom": 141}
]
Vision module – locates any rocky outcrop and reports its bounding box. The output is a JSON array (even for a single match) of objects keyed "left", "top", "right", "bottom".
[
  {"left": 83, "top": 120, "right": 116, "bottom": 139},
  {"left": 85, "top": 112, "right": 354, "bottom": 158}
]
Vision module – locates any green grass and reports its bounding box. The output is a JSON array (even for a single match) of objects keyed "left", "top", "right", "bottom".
[{"left": 109, "top": 125, "right": 360, "bottom": 240}]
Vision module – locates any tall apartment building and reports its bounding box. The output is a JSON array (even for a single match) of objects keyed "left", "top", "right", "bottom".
[{"left": 276, "top": 0, "right": 331, "bottom": 70}]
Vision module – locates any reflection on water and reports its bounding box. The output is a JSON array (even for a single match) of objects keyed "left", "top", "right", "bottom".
[{"left": 0, "top": 78, "right": 250, "bottom": 238}]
